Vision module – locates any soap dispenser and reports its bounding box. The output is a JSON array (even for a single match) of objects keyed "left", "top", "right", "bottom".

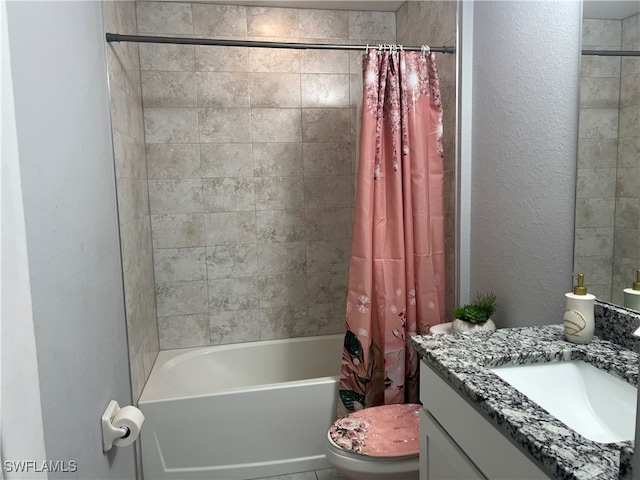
[
  {"left": 563, "top": 273, "right": 595, "bottom": 344},
  {"left": 623, "top": 269, "right": 640, "bottom": 311}
]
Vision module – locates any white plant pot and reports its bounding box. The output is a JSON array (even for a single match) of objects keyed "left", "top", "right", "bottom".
[{"left": 452, "top": 318, "right": 496, "bottom": 334}]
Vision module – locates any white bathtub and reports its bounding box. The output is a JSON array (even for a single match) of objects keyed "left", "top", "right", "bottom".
[{"left": 138, "top": 334, "right": 343, "bottom": 480}]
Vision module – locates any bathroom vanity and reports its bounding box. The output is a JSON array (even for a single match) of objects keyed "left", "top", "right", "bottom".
[{"left": 412, "top": 325, "right": 638, "bottom": 480}]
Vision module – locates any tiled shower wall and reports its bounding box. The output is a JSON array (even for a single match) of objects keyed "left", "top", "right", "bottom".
[
  {"left": 613, "top": 12, "right": 639, "bottom": 305},
  {"left": 136, "top": 2, "right": 397, "bottom": 349},
  {"left": 103, "top": 1, "right": 159, "bottom": 403},
  {"left": 575, "top": 14, "right": 640, "bottom": 304},
  {"left": 396, "top": 1, "right": 457, "bottom": 320}
]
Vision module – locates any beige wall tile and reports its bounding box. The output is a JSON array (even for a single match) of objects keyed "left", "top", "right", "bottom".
[
  {"left": 579, "top": 77, "right": 620, "bottom": 108},
  {"left": 622, "top": 13, "right": 640, "bottom": 46},
  {"left": 255, "top": 176, "right": 304, "bottom": 210},
  {"left": 251, "top": 108, "right": 302, "bottom": 142},
  {"left": 249, "top": 48, "right": 300, "bottom": 73},
  {"left": 208, "top": 277, "right": 260, "bottom": 311},
  {"left": 196, "top": 72, "right": 250, "bottom": 107},
  {"left": 299, "top": 9, "right": 348, "bottom": 39},
  {"left": 203, "top": 177, "right": 255, "bottom": 212},
  {"left": 151, "top": 213, "right": 205, "bottom": 248},
  {"left": 149, "top": 179, "right": 203, "bottom": 214},
  {"left": 258, "top": 273, "right": 307, "bottom": 307},
  {"left": 301, "top": 50, "right": 350, "bottom": 74},
  {"left": 120, "top": 217, "right": 152, "bottom": 273},
  {"left": 302, "top": 108, "right": 350, "bottom": 142},
  {"left": 573, "top": 255, "right": 614, "bottom": 285},
  {"left": 304, "top": 175, "right": 353, "bottom": 209},
  {"left": 144, "top": 108, "right": 199, "bottom": 143},
  {"left": 618, "top": 136, "right": 640, "bottom": 168},
  {"left": 612, "top": 254, "right": 640, "bottom": 287},
  {"left": 574, "top": 227, "right": 614, "bottom": 257},
  {"left": 577, "top": 138, "right": 618, "bottom": 169},
  {"left": 616, "top": 167, "right": 640, "bottom": 198},
  {"left": 118, "top": 133, "right": 147, "bottom": 179},
  {"left": 147, "top": 144, "right": 201, "bottom": 179},
  {"left": 307, "top": 302, "right": 345, "bottom": 335},
  {"left": 307, "top": 270, "right": 348, "bottom": 304},
  {"left": 620, "top": 73, "right": 640, "bottom": 108},
  {"left": 257, "top": 242, "right": 307, "bottom": 275},
  {"left": 582, "top": 19, "right": 622, "bottom": 48},
  {"left": 156, "top": 280, "right": 208, "bottom": 316},
  {"left": 201, "top": 143, "right": 254, "bottom": 178},
  {"left": 622, "top": 56, "right": 640, "bottom": 77},
  {"left": 247, "top": 7, "right": 298, "bottom": 38},
  {"left": 259, "top": 306, "right": 308, "bottom": 340},
  {"left": 348, "top": 11, "right": 396, "bottom": 41},
  {"left": 619, "top": 104, "right": 639, "bottom": 138},
  {"left": 206, "top": 245, "right": 258, "bottom": 278},
  {"left": 256, "top": 210, "right": 306, "bottom": 243},
  {"left": 305, "top": 208, "right": 353, "bottom": 241},
  {"left": 195, "top": 45, "right": 248, "bottom": 72},
  {"left": 306, "top": 239, "right": 351, "bottom": 273},
  {"left": 158, "top": 313, "right": 209, "bottom": 349},
  {"left": 615, "top": 198, "right": 640, "bottom": 229},
  {"left": 576, "top": 168, "right": 617, "bottom": 199},
  {"left": 154, "top": 247, "right": 207, "bottom": 283},
  {"left": 578, "top": 108, "right": 619, "bottom": 139},
  {"left": 193, "top": 4, "right": 246, "bottom": 37},
  {"left": 303, "top": 142, "right": 351, "bottom": 176},
  {"left": 210, "top": 310, "right": 261, "bottom": 344},
  {"left": 301, "top": 74, "right": 350, "bottom": 108},
  {"left": 139, "top": 44, "right": 195, "bottom": 71},
  {"left": 249, "top": 73, "right": 301, "bottom": 108},
  {"left": 116, "top": 177, "right": 150, "bottom": 225},
  {"left": 574, "top": 198, "right": 616, "bottom": 228},
  {"left": 204, "top": 211, "right": 256, "bottom": 245},
  {"left": 614, "top": 227, "right": 640, "bottom": 258},
  {"left": 199, "top": 108, "right": 252, "bottom": 143},
  {"left": 137, "top": 1, "right": 193, "bottom": 35},
  {"left": 581, "top": 55, "right": 622, "bottom": 78},
  {"left": 253, "top": 143, "right": 303, "bottom": 177}
]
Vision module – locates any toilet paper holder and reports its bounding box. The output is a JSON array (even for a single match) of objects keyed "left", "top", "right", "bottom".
[{"left": 102, "top": 400, "right": 139, "bottom": 452}]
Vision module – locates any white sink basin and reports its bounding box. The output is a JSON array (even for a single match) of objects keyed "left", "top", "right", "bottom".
[{"left": 490, "top": 360, "right": 637, "bottom": 444}]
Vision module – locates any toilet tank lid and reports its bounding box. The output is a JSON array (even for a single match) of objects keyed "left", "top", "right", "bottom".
[{"left": 329, "top": 403, "right": 420, "bottom": 457}]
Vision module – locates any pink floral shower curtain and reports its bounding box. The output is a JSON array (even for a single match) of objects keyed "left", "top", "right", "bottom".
[{"left": 338, "top": 50, "right": 445, "bottom": 415}]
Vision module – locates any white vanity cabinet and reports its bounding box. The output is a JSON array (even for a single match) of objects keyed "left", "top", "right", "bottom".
[{"left": 419, "top": 361, "right": 552, "bottom": 480}]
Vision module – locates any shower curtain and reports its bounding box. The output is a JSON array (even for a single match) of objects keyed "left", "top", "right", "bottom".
[{"left": 338, "top": 50, "right": 445, "bottom": 415}]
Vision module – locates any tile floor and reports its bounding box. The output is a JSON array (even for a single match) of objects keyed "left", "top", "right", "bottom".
[{"left": 256, "top": 467, "right": 346, "bottom": 480}]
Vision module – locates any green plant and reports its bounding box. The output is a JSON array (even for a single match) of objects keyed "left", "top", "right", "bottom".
[{"left": 453, "top": 291, "right": 497, "bottom": 324}]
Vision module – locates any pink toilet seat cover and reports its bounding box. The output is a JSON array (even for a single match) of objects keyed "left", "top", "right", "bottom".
[{"left": 329, "top": 403, "right": 420, "bottom": 457}]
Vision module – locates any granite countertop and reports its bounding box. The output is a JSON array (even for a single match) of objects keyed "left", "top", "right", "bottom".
[{"left": 411, "top": 325, "right": 638, "bottom": 480}]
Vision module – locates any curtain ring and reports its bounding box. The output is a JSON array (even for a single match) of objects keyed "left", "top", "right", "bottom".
[
  {"left": 378, "top": 44, "right": 383, "bottom": 51},
  {"left": 365, "top": 44, "right": 369, "bottom": 53}
]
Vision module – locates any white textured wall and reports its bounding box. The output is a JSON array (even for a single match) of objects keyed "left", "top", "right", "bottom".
[
  {"left": 469, "top": 1, "right": 582, "bottom": 327},
  {"left": 6, "top": 1, "right": 136, "bottom": 478},
  {"left": 1, "top": 1, "right": 48, "bottom": 476}
]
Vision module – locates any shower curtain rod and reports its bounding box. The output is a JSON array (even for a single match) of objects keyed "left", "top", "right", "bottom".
[
  {"left": 105, "top": 33, "right": 456, "bottom": 53},
  {"left": 582, "top": 49, "right": 640, "bottom": 56}
]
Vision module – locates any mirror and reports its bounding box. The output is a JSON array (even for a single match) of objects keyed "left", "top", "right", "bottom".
[{"left": 574, "top": 0, "right": 640, "bottom": 311}]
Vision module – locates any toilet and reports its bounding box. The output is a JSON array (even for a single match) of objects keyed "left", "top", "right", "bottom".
[{"left": 325, "top": 403, "right": 420, "bottom": 480}]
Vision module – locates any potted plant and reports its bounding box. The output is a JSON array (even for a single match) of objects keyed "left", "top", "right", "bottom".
[{"left": 452, "top": 291, "right": 497, "bottom": 333}]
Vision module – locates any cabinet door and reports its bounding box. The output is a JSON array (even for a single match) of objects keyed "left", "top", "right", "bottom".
[{"left": 420, "top": 409, "right": 486, "bottom": 480}]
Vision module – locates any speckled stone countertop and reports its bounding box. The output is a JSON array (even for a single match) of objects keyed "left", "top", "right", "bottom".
[{"left": 411, "top": 325, "right": 638, "bottom": 480}]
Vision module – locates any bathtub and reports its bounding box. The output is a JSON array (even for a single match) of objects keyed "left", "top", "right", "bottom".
[{"left": 138, "top": 334, "right": 343, "bottom": 480}]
